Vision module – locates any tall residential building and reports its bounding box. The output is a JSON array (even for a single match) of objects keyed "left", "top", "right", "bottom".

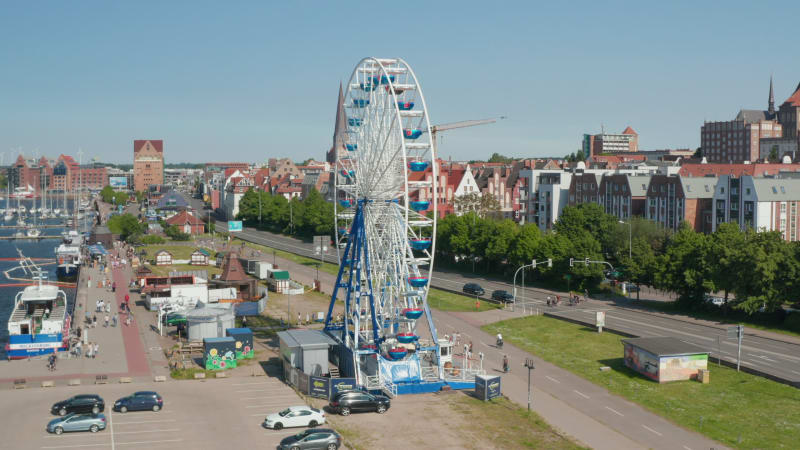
[
  {"left": 712, "top": 175, "right": 800, "bottom": 241},
  {"left": 133, "top": 140, "right": 164, "bottom": 191},
  {"left": 583, "top": 127, "right": 639, "bottom": 157}
]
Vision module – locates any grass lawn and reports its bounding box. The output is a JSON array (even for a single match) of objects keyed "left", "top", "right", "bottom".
[
  {"left": 140, "top": 245, "right": 198, "bottom": 261},
  {"left": 428, "top": 288, "right": 501, "bottom": 312},
  {"left": 447, "top": 394, "right": 586, "bottom": 449},
  {"left": 483, "top": 315, "right": 800, "bottom": 449}
]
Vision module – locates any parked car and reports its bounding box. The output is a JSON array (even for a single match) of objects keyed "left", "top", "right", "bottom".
[
  {"left": 51, "top": 395, "right": 105, "bottom": 416},
  {"left": 278, "top": 428, "right": 342, "bottom": 450},
  {"left": 47, "top": 413, "right": 107, "bottom": 435},
  {"left": 704, "top": 295, "right": 725, "bottom": 307},
  {"left": 264, "top": 405, "right": 326, "bottom": 430},
  {"left": 329, "top": 391, "right": 390, "bottom": 416},
  {"left": 491, "top": 290, "right": 515, "bottom": 303},
  {"left": 624, "top": 283, "right": 640, "bottom": 292},
  {"left": 462, "top": 283, "right": 485, "bottom": 296},
  {"left": 113, "top": 391, "right": 163, "bottom": 413}
]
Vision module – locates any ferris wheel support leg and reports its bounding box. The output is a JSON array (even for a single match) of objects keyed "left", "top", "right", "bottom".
[
  {"left": 357, "top": 221, "right": 381, "bottom": 344},
  {"left": 422, "top": 299, "right": 444, "bottom": 380}
]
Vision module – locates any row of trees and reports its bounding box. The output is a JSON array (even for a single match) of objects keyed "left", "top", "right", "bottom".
[
  {"left": 436, "top": 203, "right": 800, "bottom": 315},
  {"left": 235, "top": 188, "right": 334, "bottom": 239},
  {"left": 100, "top": 186, "right": 145, "bottom": 206}
]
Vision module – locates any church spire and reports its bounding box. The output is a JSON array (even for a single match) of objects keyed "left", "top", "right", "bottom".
[
  {"left": 768, "top": 75, "right": 775, "bottom": 116},
  {"left": 327, "top": 82, "right": 348, "bottom": 164}
]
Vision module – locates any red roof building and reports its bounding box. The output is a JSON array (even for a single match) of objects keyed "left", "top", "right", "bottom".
[{"left": 165, "top": 210, "right": 205, "bottom": 235}]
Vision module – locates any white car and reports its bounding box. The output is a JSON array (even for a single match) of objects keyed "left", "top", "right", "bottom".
[{"left": 263, "top": 406, "right": 326, "bottom": 430}]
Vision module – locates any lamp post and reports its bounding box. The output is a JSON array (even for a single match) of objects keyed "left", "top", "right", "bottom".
[
  {"left": 258, "top": 191, "right": 262, "bottom": 227},
  {"left": 619, "top": 220, "right": 632, "bottom": 260},
  {"left": 524, "top": 358, "right": 535, "bottom": 411},
  {"left": 512, "top": 259, "right": 552, "bottom": 311}
]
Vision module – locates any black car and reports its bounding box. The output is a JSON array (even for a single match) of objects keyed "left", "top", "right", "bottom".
[
  {"left": 462, "top": 283, "right": 485, "bottom": 296},
  {"left": 328, "top": 391, "right": 390, "bottom": 416},
  {"left": 51, "top": 395, "right": 105, "bottom": 416},
  {"left": 491, "top": 290, "right": 515, "bottom": 303},
  {"left": 113, "top": 391, "right": 163, "bottom": 413},
  {"left": 278, "top": 428, "right": 341, "bottom": 450}
]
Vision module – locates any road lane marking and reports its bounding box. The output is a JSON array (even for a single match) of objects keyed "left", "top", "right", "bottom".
[
  {"left": 113, "top": 419, "right": 176, "bottom": 426},
  {"left": 109, "top": 410, "right": 115, "bottom": 450},
  {"left": 116, "top": 439, "right": 183, "bottom": 446},
  {"left": 113, "top": 428, "right": 180, "bottom": 435},
  {"left": 642, "top": 425, "right": 663, "bottom": 436},
  {"left": 683, "top": 446, "right": 692, "bottom": 450},
  {"left": 791, "top": 370, "right": 800, "bottom": 375},
  {"left": 42, "top": 444, "right": 108, "bottom": 449},
  {"left": 573, "top": 390, "right": 590, "bottom": 399},
  {"left": 545, "top": 376, "right": 560, "bottom": 384},
  {"left": 604, "top": 406, "right": 624, "bottom": 417}
]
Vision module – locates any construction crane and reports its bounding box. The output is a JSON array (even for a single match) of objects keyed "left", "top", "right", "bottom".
[{"left": 428, "top": 116, "right": 506, "bottom": 148}]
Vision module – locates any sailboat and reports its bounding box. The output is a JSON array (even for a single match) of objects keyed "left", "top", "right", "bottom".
[{"left": 27, "top": 189, "right": 41, "bottom": 237}]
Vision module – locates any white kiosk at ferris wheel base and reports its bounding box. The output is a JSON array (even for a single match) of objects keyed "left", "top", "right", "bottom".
[{"left": 324, "top": 57, "right": 483, "bottom": 395}]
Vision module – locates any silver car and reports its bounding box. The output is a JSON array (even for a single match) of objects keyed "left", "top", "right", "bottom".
[
  {"left": 47, "top": 413, "right": 107, "bottom": 435},
  {"left": 277, "top": 428, "right": 341, "bottom": 450}
]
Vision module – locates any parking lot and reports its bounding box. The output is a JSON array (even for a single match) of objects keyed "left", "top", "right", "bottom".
[{"left": 1, "top": 376, "right": 312, "bottom": 450}]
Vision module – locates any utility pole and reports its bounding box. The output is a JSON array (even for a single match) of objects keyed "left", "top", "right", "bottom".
[{"left": 524, "top": 358, "right": 535, "bottom": 411}]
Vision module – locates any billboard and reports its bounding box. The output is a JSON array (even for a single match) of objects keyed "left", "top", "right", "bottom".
[
  {"left": 309, "top": 376, "right": 331, "bottom": 399},
  {"left": 475, "top": 374, "right": 502, "bottom": 401},
  {"left": 227, "top": 221, "right": 243, "bottom": 232},
  {"left": 109, "top": 176, "right": 128, "bottom": 188}
]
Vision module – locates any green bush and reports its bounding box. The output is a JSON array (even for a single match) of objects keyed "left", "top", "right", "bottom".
[
  {"left": 141, "top": 235, "right": 165, "bottom": 245},
  {"left": 784, "top": 311, "right": 800, "bottom": 332}
]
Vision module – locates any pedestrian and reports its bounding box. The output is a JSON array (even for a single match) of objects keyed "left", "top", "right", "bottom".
[
  {"left": 93, "top": 343, "right": 99, "bottom": 358},
  {"left": 469, "top": 341, "right": 473, "bottom": 354},
  {"left": 306, "top": 313, "right": 310, "bottom": 324},
  {"left": 75, "top": 341, "right": 82, "bottom": 357},
  {"left": 105, "top": 303, "right": 111, "bottom": 314},
  {"left": 85, "top": 310, "right": 91, "bottom": 325},
  {"left": 112, "top": 281, "right": 116, "bottom": 293},
  {"left": 44, "top": 306, "right": 50, "bottom": 318},
  {"left": 112, "top": 313, "right": 118, "bottom": 327},
  {"left": 77, "top": 327, "right": 82, "bottom": 340},
  {"left": 92, "top": 315, "right": 97, "bottom": 328},
  {"left": 547, "top": 296, "right": 552, "bottom": 307},
  {"left": 503, "top": 354, "right": 509, "bottom": 373},
  {"left": 125, "top": 315, "right": 131, "bottom": 326},
  {"left": 242, "top": 316, "right": 247, "bottom": 327},
  {"left": 86, "top": 343, "right": 93, "bottom": 359},
  {"left": 297, "top": 313, "right": 301, "bottom": 325},
  {"left": 95, "top": 300, "right": 100, "bottom": 312},
  {"left": 104, "top": 314, "right": 109, "bottom": 327}
]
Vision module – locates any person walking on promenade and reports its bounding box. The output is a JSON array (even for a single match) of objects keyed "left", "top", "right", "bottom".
[
  {"left": 105, "top": 302, "right": 111, "bottom": 314},
  {"left": 112, "top": 281, "right": 116, "bottom": 293},
  {"left": 92, "top": 315, "right": 97, "bottom": 328},
  {"left": 93, "top": 343, "right": 99, "bottom": 359},
  {"left": 503, "top": 354, "right": 510, "bottom": 373},
  {"left": 86, "top": 343, "right": 93, "bottom": 359},
  {"left": 112, "top": 313, "right": 118, "bottom": 327},
  {"left": 85, "top": 309, "right": 91, "bottom": 325},
  {"left": 75, "top": 341, "right": 82, "bottom": 358},
  {"left": 104, "top": 314, "right": 109, "bottom": 327}
]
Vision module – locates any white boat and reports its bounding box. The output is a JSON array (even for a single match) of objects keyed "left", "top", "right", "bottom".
[
  {"left": 53, "top": 208, "right": 61, "bottom": 215},
  {"left": 10, "top": 185, "right": 35, "bottom": 198},
  {"left": 6, "top": 266, "right": 70, "bottom": 359},
  {"left": 61, "top": 229, "right": 83, "bottom": 245},
  {"left": 26, "top": 228, "right": 42, "bottom": 238},
  {"left": 19, "top": 205, "right": 27, "bottom": 213},
  {"left": 17, "top": 217, "right": 26, "bottom": 227},
  {"left": 55, "top": 244, "right": 82, "bottom": 281}
]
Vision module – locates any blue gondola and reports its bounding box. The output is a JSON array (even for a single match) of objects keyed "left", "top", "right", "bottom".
[
  {"left": 403, "top": 308, "right": 424, "bottom": 320},
  {"left": 408, "top": 276, "right": 429, "bottom": 288},
  {"left": 385, "top": 85, "right": 405, "bottom": 95},
  {"left": 341, "top": 169, "right": 355, "bottom": 178},
  {"left": 346, "top": 144, "right": 357, "bottom": 151},
  {"left": 360, "top": 83, "right": 377, "bottom": 91},
  {"left": 339, "top": 200, "right": 352, "bottom": 208},
  {"left": 353, "top": 99, "right": 370, "bottom": 108},
  {"left": 403, "top": 129, "right": 422, "bottom": 139},
  {"left": 397, "top": 101, "right": 414, "bottom": 110},
  {"left": 408, "top": 161, "right": 428, "bottom": 172},
  {"left": 410, "top": 201, "right": 430, "bottom": 211},
  {"left": 348, "top": 118, "right": 362, "bottom": 126},
  {"left": 388, "top": 348, "right": 407, "bottom": 360},
  {"left": 397, "top": 332, "right": 418, "bottom": 344},
  {"left": 371, "top": 74, "right": 395, "bottom": 85},
  {"left": 410, "top": 239, "right": 432, "bottom": 250}
]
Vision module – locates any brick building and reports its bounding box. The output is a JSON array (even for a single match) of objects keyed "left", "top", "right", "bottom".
[
  {"left": 598, "top": 174, "right": 650, "bottom": 220},
  {"left": 646, "top": 175, "right": 715, "bottom": 232},
  {"left": 134, "top": 140, "right": 164, "bottom": 191}
]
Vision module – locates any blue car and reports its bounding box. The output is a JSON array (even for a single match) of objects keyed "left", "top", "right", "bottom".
[
  {"left": 47, "top": 413, "right": 106, "bottom": 435},
  {"left": 113, "top": 391, "right": 163, "bottom": 413}
]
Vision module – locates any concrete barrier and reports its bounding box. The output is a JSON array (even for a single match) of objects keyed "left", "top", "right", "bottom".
[
  {"left": 13, "top": 379, "right": 26, "bottom": 389},
  {"left": 41, "top": 380, "right": 55, "bottom": 388},
  {"left": 214, "top": 371, "right": 227, "bottom": 378},
  {"left": 154, "top": 375, "right": 167, "bottom": 382},
  {"left": 119, "top": 377, "right": 132, "bottom": 384},
  {"left": 68, "top": 379, "right": 81, "bottom": 386},
  {"left": 194, "top": 372, "right": 206, "bottom": 379}
]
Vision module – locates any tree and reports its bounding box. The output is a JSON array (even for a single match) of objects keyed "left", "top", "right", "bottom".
[
  {"left": 654, "top": 224, "right": 711, "bottom": 305},
  {"left": 693, "top": 147, "right": 702, "bottom": 158},
  {"left": 485, "top": 219, "right": 519, "bottom": 269},
  {"left": 732, "top": 230, "right": 791, "bottom": 314},
  {"left": 507, "top": 224, "right": 543, "bottom": 269},
  {"left": 100, "top": 186, "right": 115, "bottom": 204},
  {"left": 0, "top": 172, "right": 8, "bottom": 190},
  {"left": 706, "top": 223, "right": 745, "bottom": 310},
  {"left": 453, "top": 192, "right": 502, "bottom": 219},
  {"left": 106, "top": 213, "right": 144, "bottom": 242},
  {"left": 487, "top": 153, "right": 515, "bottom": 164},
  {"left": 768, "top": 146, "right": 779, "bottom": 162}
]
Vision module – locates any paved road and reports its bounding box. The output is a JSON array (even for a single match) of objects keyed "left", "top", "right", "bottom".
[{"left": 189, "top": 195, "right": 800, "bottom": 388}]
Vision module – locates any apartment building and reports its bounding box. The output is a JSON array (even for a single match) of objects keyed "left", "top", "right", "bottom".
[{"left": 712, "top": 175, "right": 800, "bottom": 241}]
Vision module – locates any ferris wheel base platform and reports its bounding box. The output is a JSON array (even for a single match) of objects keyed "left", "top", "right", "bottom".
[{"left": 393, "top": 380, "right": 476, "bottom": 395}]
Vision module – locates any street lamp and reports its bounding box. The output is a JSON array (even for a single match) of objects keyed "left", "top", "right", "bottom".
[
  {"left": 524, "top": 358, "right": 535, "bottom": 411},
  {"left": 619, "top": 220, "right": 632, "bottom": 260}
]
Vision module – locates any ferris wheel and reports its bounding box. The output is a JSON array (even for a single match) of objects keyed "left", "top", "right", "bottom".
[{"left": 325, "top": 57, "right": 443, "bottom": 387}]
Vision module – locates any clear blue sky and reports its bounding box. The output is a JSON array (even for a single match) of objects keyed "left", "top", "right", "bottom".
[{"left": 2, "top": 1, "right": 799, "bottom": 164}]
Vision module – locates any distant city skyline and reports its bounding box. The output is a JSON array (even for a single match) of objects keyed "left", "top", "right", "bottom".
[{"left": 2, "top": 1, "right": 800, "bottom": 163}]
